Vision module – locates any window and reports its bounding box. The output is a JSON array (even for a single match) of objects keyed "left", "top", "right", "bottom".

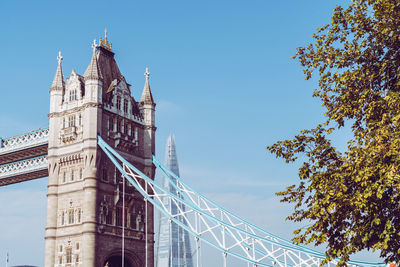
[
  {"left": 61, "top": 212, "right": 65, "bottom": 225},
  {"left": 134, "top": 127, "right": 138, "bottom": 140},
  {"left": 59, "top": 256, "right": 62, "bottom": 264},
  {"left": 75, "top": 254, "right": 79, "bottom": 263},
  {"left": 68, "top": 115, "right": 75, "bottom": 127},
  {"left": 63, "top": 172, "right": 66, "bottom": 183},
  {"left": 68, "top": 209, "right": 74, "bottom": 224},
  {"left": 79, "top": 168, "right": 83, "bottom": 180},
  {"left": 69, "top": 89, "right": 77, "bottom": 101},
  {"left": 71, "top": 170, "right": 74, "bottom": 181},
  {"left": 106, "top": 210, "right": 113, "bottom": 225},
  {"left": 108, "top": 117, "right": 113, "bottom": 131},
  {"left": 76, "top": 242, "right": 80, "bottom": 250},
  {"left": 66, "top": 248, "right": 72, "bottom": 263},
  {"left": 122, "top": 121, "right": 126, "bottom": 134},
  {"left": 127, "top": 124, "right": 131, "bottom": 136},
  {"left": 63, "top": 117, "right": 66, "bottom": 128},
  {"left": 123, "top": 99, "right": 128, "bottom": 113},
  {"left": 116, "top": 96, "right": 121, "bottom": 110},
  {"left": 78, "top": 114, "right": 82, "bottom": 125},
  {"left": 116, "top": 207, "right": 122, "bottom": 226},
  {"left": 117, "top": 119, "right": 121, "bottom": 132},
  {"left": 77, "top": 208, "right": 81, "bottom": 223},
  {"left": 60, "top": 245, "right": 63, "bottom": 252}
]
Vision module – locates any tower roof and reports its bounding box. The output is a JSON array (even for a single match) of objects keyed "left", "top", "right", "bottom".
[
  {"left": 50, "top": 51, "right": 65, "bottom": 90},
  {"left": 140, "top": 67, "right": 155, "bottom": 105},
  {"left": 84, "top": 40, "right": 102, "bottom": 80},
  {"left": 165, "top": 134, "right": 179, "bottom": 177}
]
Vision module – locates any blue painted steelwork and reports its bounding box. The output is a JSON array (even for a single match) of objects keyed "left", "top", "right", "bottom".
[{"left": 97, "top": 135, "right": 385, "bottom": 267}]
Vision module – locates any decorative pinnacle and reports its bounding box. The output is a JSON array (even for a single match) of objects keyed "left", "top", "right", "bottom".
[
  {"left": 99, "top": 28, "right": 112, "bottom": 52},
  {"left": 144, "top": 67, "right": 150, "bottom": 78},
  {"left": 92, "top": 39, "right": 97, "bottom": 53},
  {"left": 57, "top": 51, "right": 63, "bottom": 65}
]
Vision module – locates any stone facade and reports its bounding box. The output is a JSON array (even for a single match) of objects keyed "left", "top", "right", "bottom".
[{"left": 45, "top": 35, "right": 156, "bottom": 267}]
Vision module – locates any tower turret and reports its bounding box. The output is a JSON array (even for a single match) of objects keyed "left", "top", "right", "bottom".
[
  {"left": 140, "top": 67, "right": 156, "bottom": 156},
  {"left": 49, "top": 51, "right": 65, "bottom": 113},
  {"left": 84, "top": 40, "right": 103, "bottom": 103}
]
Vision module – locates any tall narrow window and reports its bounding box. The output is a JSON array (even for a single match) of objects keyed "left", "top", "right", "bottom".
[
  {"left": 63, "top": 172, "right": 66, "bottom": 183},
  {"left": 69, "top": 115, "right": 75, "bottom": 127},
  {"left": 117, "top": 119, "right": 121, "bottom": 132},
  {"left": 61, "top": 212, "right": 65, "bottom": 225},
  {"left": 108, "top": 117, "right": 113, "bottom": 131},
  {"left": 69, "top": 89, "right": 77, "bottom": 101},
  {"left": 128, "top": 124, "right": 131, "bottom": 136},
  {"left": 116, "top": 207, "right": 122, "bottom": 226},
  {"left": 60, "top": 245, "right": 63, "bottom": 252},
  {"left": 68, "top": 209, "right": 74, "bottom": 224},
  {"left": 71, "top": 170, "right": 74, "bottom": 182},
  {"left": 123, "top": 99, "right": 128, "bottom": 113},
  {"left": 63, "top": 117, "right": 66, "bottom": 128},
  {"left": 76, "top": 242, "right": 80, "bottom": 250},
  {"left": 75, "top": 254, "right": 79, "bottom": 263},
  {"left": 79, "top": 168, "right": 83, "bottom": 180},
  {"left": 78, "top": 114, "right": 82, "bottom": 125},
  {"left": 116, "top": 96, "right": 121, "bottom": 110},
  {"left": 66, "top": 248, "right": 72, "bottom": 263},
  {"left": 59, "top": 257, "right": 62, "bottom": 264},
  {"left": 106, "top": 210, "right": 113, "bottom": 225},
  {"left": 77, "top": 208, "right": 81, "bottom": 223}
]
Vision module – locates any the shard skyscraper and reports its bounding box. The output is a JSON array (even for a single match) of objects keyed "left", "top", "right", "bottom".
[{"left": 155, "top": 135, "right": 194, "bottom": 267}]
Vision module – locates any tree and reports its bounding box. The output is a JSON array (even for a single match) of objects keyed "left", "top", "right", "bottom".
[{"left": 267, "top": 0, "right": 400, "bottom": 265}]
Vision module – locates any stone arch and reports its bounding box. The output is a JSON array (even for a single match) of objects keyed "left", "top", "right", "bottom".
[{"left": 102, "top": 248, "right": 142, "bottom": 267}]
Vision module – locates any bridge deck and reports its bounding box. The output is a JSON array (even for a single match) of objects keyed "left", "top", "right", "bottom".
[{"left": 0, "top": 128, "right": 49, "bottom": 186}]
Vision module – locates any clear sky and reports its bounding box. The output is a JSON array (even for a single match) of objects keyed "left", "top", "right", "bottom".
[{"left": 0, "top": 0, "right": 381, "bottom": 266}]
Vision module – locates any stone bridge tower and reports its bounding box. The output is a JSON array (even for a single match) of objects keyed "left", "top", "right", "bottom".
[{"left": 45, "top": 32, "right": 156, "bottom": 267}]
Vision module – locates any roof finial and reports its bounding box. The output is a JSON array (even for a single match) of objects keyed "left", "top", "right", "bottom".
[
  {"left": 144, "top": 67, "right": 150, "bottom": 78},
  {"left": 99, "top": 29, "right": 112, "bottom": 52},
  {"left": 92, "top": 39, "right": 97, "bottom": 53},
  {"left": 57, "top": 51, "right": 63, "bottom": 65}
]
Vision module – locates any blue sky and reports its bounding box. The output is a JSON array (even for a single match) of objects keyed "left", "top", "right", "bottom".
[{"left": 0, "top": 0, "right": 381, "bottom": 266}]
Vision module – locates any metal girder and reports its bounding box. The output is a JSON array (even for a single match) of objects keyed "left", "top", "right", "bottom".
[
  {"left": 0, "top": 128, "right": 49, "bottom": 162},
  {"left": 0, "top": 155, "right": 48, "bottom": 186},
  {"left": 97, "top": 135, "right": 385, "bottom": 267}
]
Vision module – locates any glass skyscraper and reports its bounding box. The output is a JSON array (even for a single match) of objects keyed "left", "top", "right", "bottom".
[{"left": 155, "top": 135, "right": 194, "bottom": 267}]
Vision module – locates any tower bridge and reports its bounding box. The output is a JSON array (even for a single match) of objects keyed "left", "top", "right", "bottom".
[{"left": 0, "top": 32, "right": 387, "bottom": 267}]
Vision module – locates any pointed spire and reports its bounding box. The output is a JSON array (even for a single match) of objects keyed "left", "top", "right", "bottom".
[
  {"left": 84, "top": 40, "right": 102, "bottom": 80},
  {"left": 140, "top": 67, "right": 155, "bottom": 104},
  {"left": 165, "top": 134, "right": 180, "bottom": 177},
  {"left": 50, "top": 51, "right": 65, "bottom": 90}
]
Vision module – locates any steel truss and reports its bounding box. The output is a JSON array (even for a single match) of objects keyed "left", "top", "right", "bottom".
[
  {"left": 0, "top": 155, "right": 47, "bottom": 179},
  {"left": 98, "top": 136, "right": 385, "bottom": 267},
  {"left": 0, "top": 127, "right": 49, "bottom": 155}
]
